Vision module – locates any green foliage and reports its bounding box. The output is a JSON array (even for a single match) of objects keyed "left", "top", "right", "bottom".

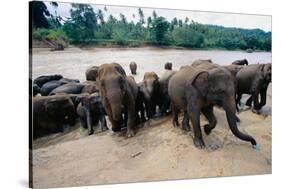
[
  {"left": 172, "top": 27, "right": 204, "bottom": 48},
  {"left": 30, "top": 1, "right": 50, "bottom": 28},
  {"left": 150, "top": 17, "right": 170, "bottom": 45},
  {"left": 31, "top": 2, "right": 271, "bottom": 51}
]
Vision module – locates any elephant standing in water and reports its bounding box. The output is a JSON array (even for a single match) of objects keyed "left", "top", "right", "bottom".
[
  {"left": 129, "top": 62, "right": 137, "bottom": 75},
  {"left": 168, "top": 65, "right": 257, "bottom": 149},
  {"left": 232, "top": 59, "right": 248, "bottom": 66},
  {"left": 97, "top": 63, "right": 138, "bottom": 137},
  {"left": 76, "top": 93, "right": 108, "bottom": 135},
  {"left": 236, "top": 63, "right": 271, "bottom": 112}
]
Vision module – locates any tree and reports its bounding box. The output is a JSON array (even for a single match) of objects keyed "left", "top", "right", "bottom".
[
  {"left": 63, "top": 4, "right": 97, "bottom": 42},
  {"left": 30, "top": 1, "right": 50, "bottom": 28},
  {"left": 147, "top": 16, "right": 152, "bottom": 28},
  {"left": 119, "top": 13, "right": 127, "bottom": 24},
  {"left": 178, "top": 19, "right": 183, "bottom": 27},
  {"left": 172, "top": 27, "right": 204, "bottom": 48},
  {"left": 97, "top": 9, "right": 105, "bottom": 24},
  {"left": 152, "top": 10, "right": 157, "bottom": 19},
  {"left": 151, "top": 17, "right": 169, "bottom": 45},
  {"left": 138, "top": 8, "right": 145, "bottom": 25}
]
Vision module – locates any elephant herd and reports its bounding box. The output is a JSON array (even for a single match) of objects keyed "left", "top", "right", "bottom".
[{"left": 31, "top": 58, "right": 271, "bottom": 149}]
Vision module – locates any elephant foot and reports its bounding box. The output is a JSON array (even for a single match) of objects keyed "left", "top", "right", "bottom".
[
  {"left": 88, "top": 130, "right": 94, "bottom": 135},
  {"left": 182, "top": 123, "right": 191, "bottom": 132},
  {"left": 251, "top": 108, "right": 260, "bottom": 114},
  {"left": 101, "top": 126, "right": 109, "bottom": 132},
  {"left": 204, "top": 124, "right": 212, "bottom": 135},
  {"left": 173, "top": 120, "right": 180, "bottom": 127},
  {"left": 112, "top": 127, "right": 121, "bottom": 132},
  {"left": 193, "top": 138, "right": 205, "bottom": 149},
  {"left": 126, "top": 129, "right": 135, "bottom": 138}
]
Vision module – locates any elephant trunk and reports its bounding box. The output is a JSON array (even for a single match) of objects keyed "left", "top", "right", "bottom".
[
  {"left": 224, "top": 103, "right": 257, "bottom": 146},
  {"left": 86, "top": 110, "right": 93, "bottom": 135}
]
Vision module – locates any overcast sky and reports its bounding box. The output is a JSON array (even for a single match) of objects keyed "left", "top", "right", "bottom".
[{"left": 45, "top": 1, "right": 271, "bottom": 32}]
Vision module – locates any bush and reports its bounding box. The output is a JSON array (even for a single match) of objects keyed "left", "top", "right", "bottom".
[
  {"left": 112, "top": 28, "right": 129, "bottom": 45},
  {"left": 32, "top": 28, "right": 50, "bottom": 40},
  {"left": 47, "top": 29, "right": 68, "bottom": 42}
]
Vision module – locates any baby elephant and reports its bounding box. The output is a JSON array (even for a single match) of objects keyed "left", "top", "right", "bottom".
[
  {"left": 129, "top": 62, "right": 137, "bottom": 75},
  {"left": 76, "top": 93, "right": 108, "bottom": 135}
]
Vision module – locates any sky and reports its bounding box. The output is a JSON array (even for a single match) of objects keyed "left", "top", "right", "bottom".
[{"left": 45, "top": 1, "right": 271, "bottom": 32}]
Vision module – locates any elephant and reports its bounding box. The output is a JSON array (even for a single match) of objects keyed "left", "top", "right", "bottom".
[
  {"left": 33, "top": 95, "right": 76, "bottom": 138},
  {"left": 49, "top": 83, "right": 85, "bottom": 95},
  {"left": 159, "top": 70, "right": 177, "bottom": 114},
  {"left": 97, "top": 63, "right": 138, "bottom": 137},
  {"left": 76, "top": 92, "right": 108, "bottom": 135},
  {"left": 86, "top": 66, "right": 99, "bottom": 81},
  {"left": 168, "top": 65, "right": 257, "bottom": 149},
  {"left": 34, "top": 74, "right": 63, "bottom": 87},
  {"left": 81, "top": 81, "right": 99, "bottom": 94},
  {"left": 139, "top": 72, "right": 161, "bottom": 118},
  {"left": 232, "top": 59, "right": 248, "bottom": 66},
  {"left": 59, "top": 78, "right": 80, "bottom": 83},
  {"left": 129, "top": 62, "right": 137, "bottom": 75},
  {"left": 164, "top": 62, "right": 173, "bottom": 70},
  {"left": 236, "top": 63, "right": 271, "bottom": 111},
  {"left": 33, "top": 83, "right": 41, "bottom": 96}
]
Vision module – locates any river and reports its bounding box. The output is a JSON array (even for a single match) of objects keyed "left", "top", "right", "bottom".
[{"left": 32, "top": 47, "right": 272, "bottom": 82}]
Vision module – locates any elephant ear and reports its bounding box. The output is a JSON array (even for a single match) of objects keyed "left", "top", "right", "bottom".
[
  {"left": 190, "top": 71, "right": 209, "bottom": 97},
  {"left": 113, "top": 63, "right": 126, "bottom": 76}
]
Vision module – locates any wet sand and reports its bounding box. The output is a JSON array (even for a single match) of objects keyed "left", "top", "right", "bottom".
[{"left": 31, "top": 47, "right": 272, "bottom": 188}]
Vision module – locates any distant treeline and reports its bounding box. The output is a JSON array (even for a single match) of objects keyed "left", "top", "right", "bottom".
[{"left": 31, "top": 2, "right": 271, "bottom": 51}]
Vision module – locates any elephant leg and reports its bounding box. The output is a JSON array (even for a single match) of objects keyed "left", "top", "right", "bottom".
[
  {"left": 252, "top": 92, "right": 261, "bottom": 111},
  {"left": 80, "top": 117, "right": 87, "bottom": 129},
  {"left": 139, "top": 103, "right": 146, "bottom": 122},
  {"left": 100, "top": 115, "right": 108, "bottom": 131},
  {"left": 245, "top": 96, "right": 253, "bottom": 107},
  {"left": 236, "top": 93, "right": 242, "bottom": 112},
  {"left": 171, "top": 104, "right": 180, "bottom": 127},
  {"left": 126, "top": 93, "right": 136, "bottom": 138},
  {"left": 201, "top": 106, "right": 217, "bottom": 135},
  {"left": 258, "top": 87, "right": 268, "bottom": 108},
  {"left": 182, "top": 110, "right": 191, "bottom": 131},
  {"left": 187, "top": 102, "right": 205, "bottom": 149}
]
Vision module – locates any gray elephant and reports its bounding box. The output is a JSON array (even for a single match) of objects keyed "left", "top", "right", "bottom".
[
  {"left": 236, "top": 63, "right": 271, "bottom": 111},
  {"left": 34, "top": 74, "right": 63, "bottom": 87},
  {"left": 97, "top": 63, "right": 138, "bottom": 137},
  {"left": 81, "top": 81, "right": 99, "bottom": 94},
  {"left": 76, "top": 92, "right": 108, "bottom": 135},
  {"left": 86, "top": 66, "right": 99, "bottom": 81},
  {"left": 49, "top": 83, "right": 85, "bottom": 95},
  {"left": 159, "top": 70, "right": 177, "bottom": 114},
  {"left": 129, "top": 62, "right": 137, "bottom": 75},
  {"left": 232, "top": 59, "right": 248, "bottom": 66},
  {"left": 139, "top": 72, "right": 161, "bottom": 118},
  {"left": 33, "top": 83, "right": 41, "bottom": 96},
  {"left": 168, "top": 65, "right": 257, "bottom": 149},
  {"left": 33, "top": 95, "right": 76, "bottom": 138},
  {"left": 40, "top": 78, "right": 80, "bottom": 96},
  {"left": 164, "top": 62, "right": 173, "bottom": 70}
]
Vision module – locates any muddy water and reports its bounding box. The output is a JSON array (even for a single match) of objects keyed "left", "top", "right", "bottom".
[{"left": 32, "top": 47, "right": 271, "bottom": 83}]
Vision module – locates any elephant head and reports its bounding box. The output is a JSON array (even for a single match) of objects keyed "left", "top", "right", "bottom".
[
  {"left": 186, "top": 68, "right": 257, "bottom": 146},
  {"left": 44, "top": 97, "right": 76, "bottom": 127},
  {"left": 97, "top": 63, "right": 127, "bottom": 131},
  {"left": 129, "top": 62, "right": 137, "bottom": 75},
  {"left": 142, "top": 72, "right": 159, "bottom": 100},
  {"left": 164, "top": 62, "right": 173, "bottom": 70}
]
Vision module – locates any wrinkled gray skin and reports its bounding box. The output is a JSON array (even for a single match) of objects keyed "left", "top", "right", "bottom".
[
  {"left": 40, "top": 78, "right": 80, "bottom": 96},
  {"left": 191, "top": 59, "right": 242, "bottom": 122},
  {"left": 164, "top": 62, "right": 173, "bottom": 70},
  {"left": 159, "top": 70, "right": 177, "bottom": 114},
  {"left": 168, "top": 65, "right": 257, "bottom": 149},
  {"left": 34, "top": 74, "right": 63, "bottom": 87},
  {"left": 81, "top": 81, "right": 99, "bottom": 94},
  {"left": 232, "top": 59, "right": 248, "bottom": 66},
  {"left": 86, "top": 66, "right": 99, "bottom": 81},
  {"left": 139, "top": 72, "right": 161, "bottom": 118},
  {"left": 97, "top": 63, "right": 138, "bottom": 137},
  {"left": 33, "top": 95, "right": 76, "bottom": 138},
  {"left": 76, "top": 93, "right": 108, "bottom": 135},
  {"left": 129, "top": 62, "right": 137, "bottom": 75},
  {"left": 49, "top": 83, "right": 85, "bottom": 95},
  {"left": 236, "top": 63, "right": 271, "bottom": 111}
]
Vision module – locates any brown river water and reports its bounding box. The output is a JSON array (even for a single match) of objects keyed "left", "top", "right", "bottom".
[{"left": 32, "top": 47, "right": 271, "bottom": 83}]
